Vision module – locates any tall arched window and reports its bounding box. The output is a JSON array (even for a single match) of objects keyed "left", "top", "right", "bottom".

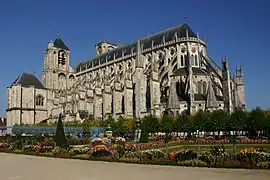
[
  {"left": 185, "top": 55, "right": 188, "bottom": 66},
  {"left": 58, "top": 50, "right": 66, "bottom": 65},
  {"left": 195, "top": 55, "right": 198, "bottom": 66},
  {"left": 121, "top": 96, "right": 125, "bottom": 114},
  {"left": 58, "top": 73, "right": 66, "bottom": 90},
  {"left": 198, "top": 81, "right": 202, "bottom": 94},
  {"left": 35, "top": 95, "right": 44, "bottom": 106},
  {"left": 68, "top": 74, "right": 75, "bottom": 89},
  {"left": 180, "top": 55, "right": 184, "bottom": 66},
  {"left": 203, "top": 81, "right": 207, "bottom": 94},
  {"left": 191, "top": 55, "right": 195, "bottom": 66}
]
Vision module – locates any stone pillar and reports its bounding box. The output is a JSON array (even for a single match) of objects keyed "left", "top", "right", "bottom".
[
  {"left": 112, "top": 81, "right": 122, "bottom": 116},
  {"left": 124, "top": 78, "right": 133, "bottom": 118},
  {"left": 94, "top": 86, "right": 103, "bottom": 120},
  {"left": 86, "top": 88, "right": 94, "bottom": 117},
  {"left": 134, "top": 71, "right": 147, "bottom": 118},
  {"left": 150, "top": 52, "right": 161, "bottom": 116},
  {"left": 103, "top": 84, "right": 112, "bottom": 117},
  {"left": 134, "top": 40, "right": 147, "bottom": 118},
  {"left": 78, "top": 90, "right": 86, "bottom": 111}
]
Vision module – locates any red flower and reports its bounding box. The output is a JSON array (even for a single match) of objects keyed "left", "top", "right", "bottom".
[{"left": 44, "top": 140, "right": 49, "bottom": 146}]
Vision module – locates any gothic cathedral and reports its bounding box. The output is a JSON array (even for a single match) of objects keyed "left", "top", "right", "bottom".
[{"left": 6, "top": 22, "right": 245, "bottom": 126}]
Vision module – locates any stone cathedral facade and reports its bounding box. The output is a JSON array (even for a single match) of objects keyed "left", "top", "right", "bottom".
[{"left": 6, "top": 22, "right": 245, "bottom": 126}]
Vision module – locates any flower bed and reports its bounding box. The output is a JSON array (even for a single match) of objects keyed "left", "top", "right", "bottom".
[
  {"left": 127, "top": 139, "right": 270, "bottom": 150},
  {"left": 0, "top": 142, "right": 11, "bottom": 153},
  {"left": 239, "top": 139, "right": 270, "bottom": 144},
  {"left": 6, "top": 136, "right": 270, "bottom": 170}
]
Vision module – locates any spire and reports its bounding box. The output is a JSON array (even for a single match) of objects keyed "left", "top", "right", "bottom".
[
  {"left": 56, "top": 32, "right": 60, "bottom": 39},
  {"left": 53, "top": 32, "right": 70, "bottom": 51},
  {"left": 184, "top": 16, "right": 188, "bottom": 24},
  {"left": 206, "top": 77, "right": 219, "bottom": 109},
  {"left": 135, "top": 40, "right": 143, "bottom": 68},
  {"left": 236, "top": 64, "right": 238, "bottom": 76},
  {"left": 239, "top": 63, "right": 243, "bottom": 76}
]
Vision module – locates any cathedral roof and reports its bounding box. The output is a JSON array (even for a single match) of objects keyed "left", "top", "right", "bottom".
[
  {"left": 75, "top": 23, "right": 197, "bottom": 73},
  {"left": 53, "top": 34, "right": 70, "bottom": 51},
  {"left": 171, "top": 67, "right": 207, "bottom": 77},
  {"left": 10, "top": 72, "right": 46, "bottom": 89}
]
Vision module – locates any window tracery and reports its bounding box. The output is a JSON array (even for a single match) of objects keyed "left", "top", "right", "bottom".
[{"left": 35, "top": 95, "right": 44, "bottom": 106}]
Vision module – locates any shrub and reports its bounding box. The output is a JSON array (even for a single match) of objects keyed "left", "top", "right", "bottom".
[
  {"left": 92, "top": 149, "right": 112, "bottom": 158},
  {"left": 236, "top": 150, "right": 270, "bottom": 165},
  {"left": 54, "top": 114, "right": 67, "bottom": 147},
  {"left": 52, "top": 147, "right": 71, "bottom": 158},
  {"left": 221, "top": 160, "right": 245, "bottom": 168},
  {"left": 173, "top": 150, "right": 197, "bottom": 162},
  {"left": 141, "top": 149, "right": 166, "bottom": 160},
  {"left": 69, "top": 146, "right": 91, "bottom": 156},
  {"left": 256, "top": 162, "right": 270, "bottom": 169},
  {"left": 11, "top": 135, "right": 24, "bottom": 150},
  {"left": 198, "top": 151, "right": 215, "bottom": 165},
  {"left": 178, "top": 160, "right": 208, "bottom": 167},
  {"left": 0, "top": 142, "right": 10, "bottom": 148}
]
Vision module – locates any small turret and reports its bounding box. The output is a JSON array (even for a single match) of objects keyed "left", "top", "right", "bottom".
[
  {"left": 234, "top": 63, "right": 245, "bottom": 108},
  {"left": 221, "top": 56, "right": 233, "bottom": 113},
  {"left": 95, "top": 41, "right": 118, "bottom": 56},
  {"left": 48, "top": 40, "right": 54, "bottom": 49}
]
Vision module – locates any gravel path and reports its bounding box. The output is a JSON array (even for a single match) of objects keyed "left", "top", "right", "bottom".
[{"left": 0, "top": 153, "right": 269, "bottom": 180}]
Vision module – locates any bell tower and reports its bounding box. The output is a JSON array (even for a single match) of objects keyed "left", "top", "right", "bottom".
[{"left": 42, "top": 33, "right": 72, "bottom": 91}]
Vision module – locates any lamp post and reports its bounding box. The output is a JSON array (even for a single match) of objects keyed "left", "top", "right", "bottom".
[
  {"left": 134, "top": 119, "right": 141, "bottom": 143},
  {"left": 62, "top": 102, "right": 66, "bottom": 133}
]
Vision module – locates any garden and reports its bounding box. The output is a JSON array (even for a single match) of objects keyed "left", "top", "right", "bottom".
[{"left": 1, "top": 107, "right": 270, "bottom": 169}]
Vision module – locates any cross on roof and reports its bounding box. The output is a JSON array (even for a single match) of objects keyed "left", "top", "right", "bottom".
[{"left": 184, "top": 16, "right": 188, "bottom": 24}]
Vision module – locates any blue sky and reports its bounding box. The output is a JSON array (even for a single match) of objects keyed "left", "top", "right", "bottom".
[{"left": 0, "top": 0, "right": 269, "bottom": 116}]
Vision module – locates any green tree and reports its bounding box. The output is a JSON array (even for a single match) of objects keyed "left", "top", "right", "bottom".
[
  {"left": 173, "top": 114, "right": 183, "bottom": 134},
  {"left": 247, "top": 107, "right": 265, "bottom": 137},
  {"left": 228, "top": 108, "right": 247, "bottom": 135},
  {"left": 181, "top": 114, "right": 195, "bottom": 137},
  {"left": 159, "top": 115, "right": 174, "bottom": 134},
  {"left": 140, "top": 117, "right": 149, "bottom": 143},
  {"left": 146, "top": 115, "right": 159, "bottom": 134},
  {"left": 160, "top": 115, "right": 174, "bottom": 151},
  {"left": 208, "top": 109, "right": 229, "bottom": 137},
  {"left": 100, "top": 116, "right": 117, "bottom": 131},
  {"left": 114, "top": 116, "right": 126, "bottom": 137},
  {"left": 265, "top": 114, "right": 270, "bottom": 139},
  {"left": 54, "top": 114, "right": 67, "bottom": 147},
  {"left": 193, "top": 110, "right": 209, "bottom": 132}
]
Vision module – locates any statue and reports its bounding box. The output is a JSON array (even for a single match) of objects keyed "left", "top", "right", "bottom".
[{"left": 105, "top": 124, "right": 113, "bottom": 138}]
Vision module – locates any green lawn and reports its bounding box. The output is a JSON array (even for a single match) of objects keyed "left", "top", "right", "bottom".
[{"left": 158, "top": 143, "right": 270, "bottom": 153}]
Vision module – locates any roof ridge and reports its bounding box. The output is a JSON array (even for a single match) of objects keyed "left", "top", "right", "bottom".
[
  {"left": 90, "top": 24, "right": 184, "bottom": 60},
  {"left": 76, "top": 23, "right": 196, "bottom": 72},
  {"left": 30, "top": 72, "right": 46, "bottom": 87},
  {"left": 139, "top": 24, "right": 183, "bottom": 41},
  {"left": 15, "top": 72, "right": 24, "bottom": 85}
]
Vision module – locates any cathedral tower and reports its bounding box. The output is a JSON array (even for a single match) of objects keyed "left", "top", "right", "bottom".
[{"left": 42, "top": 34, "right": 74, "bottom": 91}]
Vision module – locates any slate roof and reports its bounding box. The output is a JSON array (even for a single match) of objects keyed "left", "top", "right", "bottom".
[
  {"left": 53, "top": 35, "right": 70, "bottom": 51},
  {"left": 75, "top": 23, "right": 197, "bottom": 73},
  {"left": 10, "top": 72, "right": 46, "bottom": 89},
  {"left": 171, "top": 67, "right": 207, "bottom": 77}
]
